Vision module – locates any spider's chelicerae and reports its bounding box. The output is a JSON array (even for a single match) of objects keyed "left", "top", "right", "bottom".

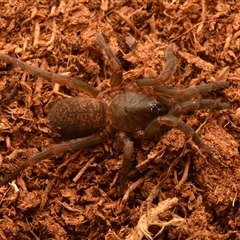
[{"left": 0, "top": 33, "right": 230, "bottom": 194}]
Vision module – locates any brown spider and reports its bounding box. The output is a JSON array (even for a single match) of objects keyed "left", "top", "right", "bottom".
[{"left": 0, "top": 33, "right": 230, "bottom": 194}]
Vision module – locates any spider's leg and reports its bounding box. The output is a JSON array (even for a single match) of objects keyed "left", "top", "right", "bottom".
[
  {"left": 168, "top": 99, "right": 231, "bottom": 117},
  {"left": 136, "top": 44, "right": 230, "bottom": 100},
  {"left": 144, "top": 115, "right": 213, "bottom": 153},
  {"left": 116, "top": 132, "right": 134, "bottom": 196},
  {"left": 154, "top": 80, "right": 230, "bottom": 100},
  {"left": 0, "top": 53, "right": 99, "bottom": 97},
  {"left": 0, "top": 133, "right": 103, "bottom": 186},
  {"left": 136, "top": 45, "right": 177, "bottom": 86},
  {"left": 96, "top": 33, "right": 123, "bottom": 87}
]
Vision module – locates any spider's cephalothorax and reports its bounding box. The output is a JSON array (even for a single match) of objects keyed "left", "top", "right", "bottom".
[
  {"left": 110, "top": 92, "right": 168, "bottom": 133},
  {"left": 0, "top": 33, "right": 230, "bottom": 194}
]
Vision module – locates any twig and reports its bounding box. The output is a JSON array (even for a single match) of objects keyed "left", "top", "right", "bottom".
[
  {"left": 119, "top": 170, "right": 155, "bottom": 211},
  {"left": 40, "top": 178, "right": 56, "bottom": 210},
  {"left": 195, "top": 114, "right": 212, "bottom": 134},
  {"left": 115, "top": 10, "right": 142, "bottom": 38},
  {"left": 9, "top": 181, "right": 19, "bottom": 193},
  {"left": 171, "top": 22, "right": 201, "bottom": 42},
  {"left": 0, "top": 84, "right": 19, "bottom": 105},
  {"left": 175, "top": 155, "right": 191, "bottom": 189},
  {"left": 126, "top": 197, "right": 185, "bottom": 240},
  {"left": 146, "top": 146, "right": 188, "bottom": 209},
  {"left": 196, "top": 0, "right": 206, "bottom": 33},
  {"left": 73, "top": 156, "right": 96, "bottom": 182}
]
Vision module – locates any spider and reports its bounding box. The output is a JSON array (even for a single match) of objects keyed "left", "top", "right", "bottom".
[{"left": 0, "top": 33, "right": 230, "bottom": 195}]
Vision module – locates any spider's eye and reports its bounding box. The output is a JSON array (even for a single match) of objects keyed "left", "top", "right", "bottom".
[
  {"left": 150, "top": 102, "right": 159, "bottom": 112},
  {"left": 150, "top": 102, "right": 167, "bottom": 115}
]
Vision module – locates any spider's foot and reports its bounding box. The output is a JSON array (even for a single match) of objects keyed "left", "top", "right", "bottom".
[{"left": 199, "top": 143, "right": 214, "bottom": 154}]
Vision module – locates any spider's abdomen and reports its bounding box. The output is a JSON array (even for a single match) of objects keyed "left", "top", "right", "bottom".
[
  {"left": 48, "top": 97, "right": 107, "bottom": 139},
  {"left": 110, "top": 92, "right": 167, "bottom": 133}
]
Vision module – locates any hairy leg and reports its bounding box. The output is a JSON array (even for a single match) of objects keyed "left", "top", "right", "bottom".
[
  {"left": 136, "top": 45, "right": 177, "bottom": 86},
  {"left": 95, "top": 33, "right": 123, "bottom": 87},
  {"left": 115, "top": 132, "right": 134, "bottom": 196},
  {"left": 0, "top": 133, "right": 103, "bottom": 186},
  {"left": 168, "top": 99, "right": 230, "bottom": 117},
  {"left": 144, "top": 115, "right": 213, "bottom": 153},
  {"left": 154, "top": 80, "right": 230, "bottom": 100},
  {"left": 0, "top": 53, "right": 99, "bottom": 97}
]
